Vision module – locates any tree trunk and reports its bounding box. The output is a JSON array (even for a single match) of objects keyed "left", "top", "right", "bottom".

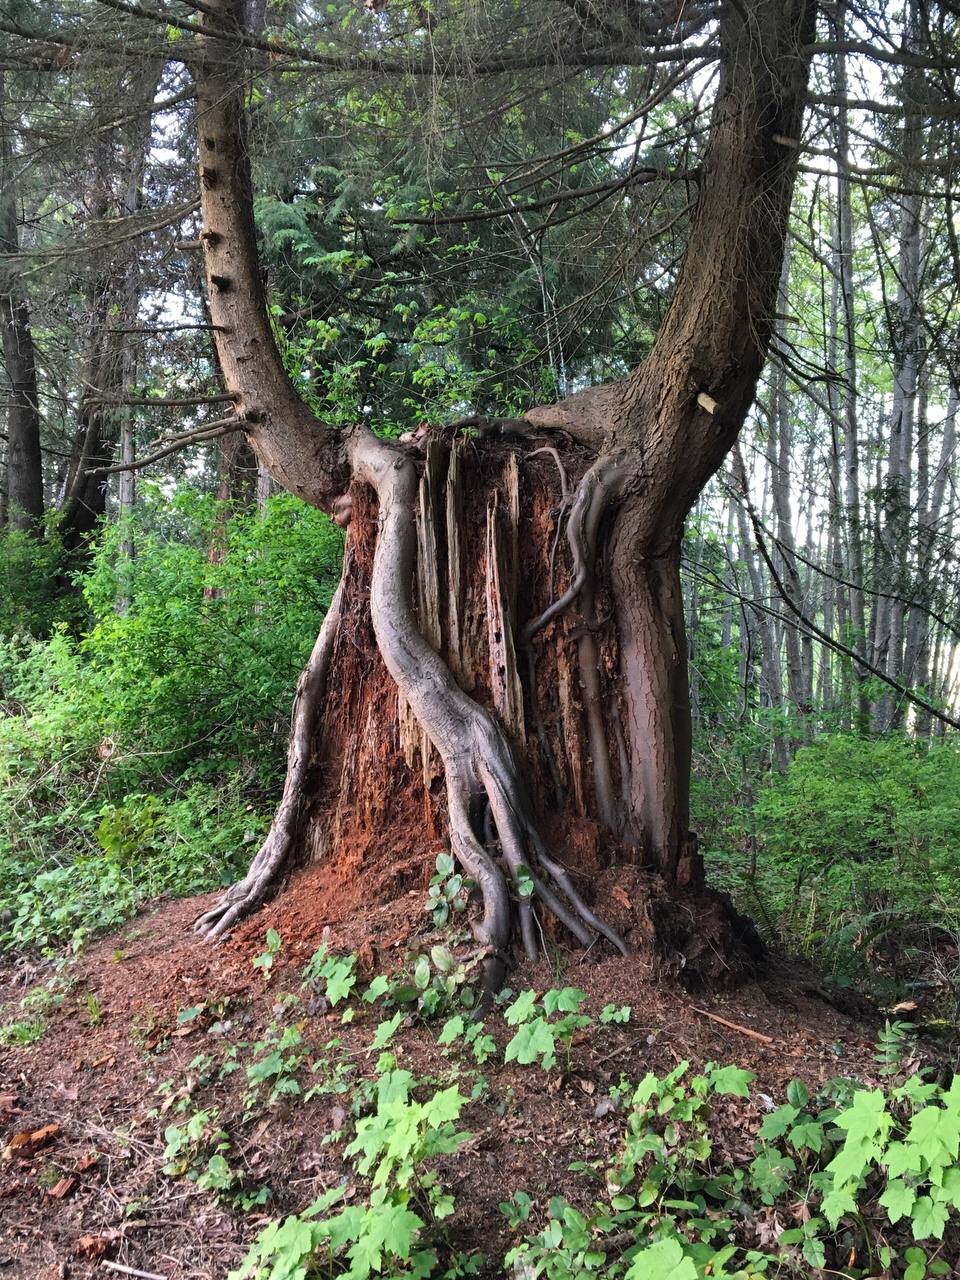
[
  {"left": 0, "top": 71, "right": 44, "bottom": 532},
  {"left": 192, "top": 0, "right": 816, "bottom": 992}
]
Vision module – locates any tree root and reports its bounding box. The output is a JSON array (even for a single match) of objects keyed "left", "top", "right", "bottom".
[
  {"left": 522, "top": 450, "right": 634, "bottom": 833},
  {"left": 193, "top": 552, "right": 350, "bottom": 940},
  {"left": 197, "top": 430, "right": 630, "bottom": 1000},
  {"left": 522, "top": 451, "right": 630, "bottom": 643}
]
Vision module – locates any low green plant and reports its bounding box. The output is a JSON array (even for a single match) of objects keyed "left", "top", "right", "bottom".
[
  {"left": 302, "top": 944, "right": 357, "bottom": 1005},
  {"left": 502, "top": 987, "right": 590, "bottom": 1071},
  {"left": 0, "top": 1016, "right": 46, "bottom": 1046},
  {"left": 163, "top": 1106, "right": 270, "bottom": 1210},
  {"left": 503, "top": 1057, "right": 960, "bottom": 1278},
  {"left": 244, "top": 1018, "right": 311, "bottom": 1112},
  {"left": 425, "top": 853, "right": 467, "bottom": 928},
  {"left": 599, "top": 1003, "right": 631, "bottom": 1025},
  {"left": 252, "top": 928, "right": 283, "bottom": 982},
  {"left": 232, "top": 1064, "right": 475, "bottom": 1280}
]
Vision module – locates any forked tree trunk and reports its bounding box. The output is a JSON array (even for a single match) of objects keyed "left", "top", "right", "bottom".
[{"left": 192, "top": 0, "right": 817, "bottom": 994}]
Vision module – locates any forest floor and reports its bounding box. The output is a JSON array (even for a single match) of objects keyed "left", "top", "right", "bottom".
[{"left": 0, "top": 866, "right": 929, "bottom": 1280}]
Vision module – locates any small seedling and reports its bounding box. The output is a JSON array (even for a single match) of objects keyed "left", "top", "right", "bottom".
[{"left": 252, "top": 928, "right": 282, "bottom": 981}]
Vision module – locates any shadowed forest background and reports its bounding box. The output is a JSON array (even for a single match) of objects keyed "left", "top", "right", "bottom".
[{"left": 4, "top": 0, "right": 960, "bottom": 1275}]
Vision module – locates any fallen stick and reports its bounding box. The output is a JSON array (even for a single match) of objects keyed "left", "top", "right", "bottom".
[
  {"left": 690, "top": 1006, "right": 774, "bottom": 1045},
  {"left": 102, "top": 1263, "right": 168, "bottom": 1280}
]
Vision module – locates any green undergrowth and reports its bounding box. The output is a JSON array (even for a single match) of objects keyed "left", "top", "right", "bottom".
[
  {"left": 703, "top": 733, "right": 960, "bottom": 1010},
  {"left": 130, "top": 925, "right": 960, "bottom": 1280},
  {"left": 0, "top": 487, "right": 342, "bottom": 954}
]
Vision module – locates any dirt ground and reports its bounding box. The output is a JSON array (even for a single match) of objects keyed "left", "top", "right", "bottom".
[{"left": 0, "top": 868, "right": 928, "bottom": 1279}]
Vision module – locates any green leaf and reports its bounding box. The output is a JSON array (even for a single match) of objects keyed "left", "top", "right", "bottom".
[
  {"left": 886, "top": 1139, "right": 925, "bottom": 1178},
  {"left": 324, "top": 957, "right": 357, "bottom": 1005},
  {"left": 909, "top": 1105, "right": 960, "bottom": 1165},
  {"left": 363, "top": 975, "right": 390, "bottom": 1003},
  {"left": 430, "top": 945, "right": 456, "bottom": 974},
  {"left": 935, "top": 1164, "right": 960, "bottom": 1209},
  {"left": 541, "top": 987, "right": 586, "bottom": 1015},
  {"left": 422, "top": 1085, "right": 466, "bottom": 1126},
  {"left": 438, "top": 1016, "right": 465, "bottom": 1046},
  {"left": 709, "top": 1065, "right": 755, "bottom": 1098},
  {"left": 836, "top": 1089, "right": 889, "bottom": 1144},
  {"left": 789, "top": 1120, "right": 824, "bottom": 1154},
  {"left": 802, "top": 1236, "right": 826, "bottom": 1268},
  {"left": 624, "top": 1237, "right": 697, "bottom": 1280},
  {"left": 505, "top": 1019, "right": 556, "bottom": 1069},
  {"left": 787, "top": 1079, "right": 810, "bottom": 1109},
  {"left": 912, "top": 1194, "right": 949, "bottom": 1241},
  {"left": 904, "top": 1246, "right": 928, "bottom": 1280},
  {"left": 504, "top": 990, "right": 538, "bottom": 1026},
  {"left": 371, "top": 1012, "right": 404, "bottom": 1051},
  {"left": 434, "top": 853, "right": 454, "bottom": 877},
  {"left": 879, "top": 1177, "right": 916, "bottom": 1224},
  {"left": 821, "top": 1184, "right": 857, "bottom": 1229},
  {"left": 759, "top": 1104, "right": 799, "bottom": 1139}
]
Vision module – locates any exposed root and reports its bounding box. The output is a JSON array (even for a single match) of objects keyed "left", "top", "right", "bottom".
[
  {"left": 199, "top": 429, "right": 631, "bottom": 992},
  {"left": 527, "top": 445, "right": 571, "bottom": 501},
  {"left": 523, "top": 451, "right": 630, "bottom": 643},
  {"left": 521, "top": 451, "right": 635, "bottom": 833},
  {"left": 194, "top": 554, "right": 350, "bottom": 940}
]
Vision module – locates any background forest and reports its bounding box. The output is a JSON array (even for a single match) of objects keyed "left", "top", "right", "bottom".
[{"left": 2, "top": 0, "right": 960, "bottom": 1015}]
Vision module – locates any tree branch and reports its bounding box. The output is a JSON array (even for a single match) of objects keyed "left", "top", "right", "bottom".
[{"left": 88, "top": 417, "right": 243, "bottom": 474}]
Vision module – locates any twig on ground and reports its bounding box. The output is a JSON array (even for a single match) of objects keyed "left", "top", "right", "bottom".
[
  {"left": 690, "top": 1006, "right": 774, "bottom": 1045},
  {"left": 102, "top": 1262, "right": 169, "bottom": 1280}
]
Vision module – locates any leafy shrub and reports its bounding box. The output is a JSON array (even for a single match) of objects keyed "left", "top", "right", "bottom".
[
  {"left": 709, "top": 734, "right": 960, "bottom": 994},
  {"left": 233, "top": 1063, "right": 471, "bottom": 1280},
  {"left": 0, "top": 487, "right": 342, "bottom": 953},
  {"left": 0, "top": 521, "right": 77, "bottom": 639}
]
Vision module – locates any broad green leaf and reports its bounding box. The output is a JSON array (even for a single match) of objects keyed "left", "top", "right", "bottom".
[
  {"left": 911, "top": 1193, "right": 949, "bottom": 1241},
  {"left": 879, "top": 1177, "right": 916, "bottom": 1224},
  {"left": 504, "top": 990, "right": 538, "bottom": 1025},
  {"left": 759, "top": 1104, "right": 799, "bottom": 1139},
  {"left": 822, "top": 1184, "right": 857, "bottom": 1228},
  {"left": 709, "top": 1065, "right": 755, "bottom": 1098},
  {"left": 624, "top": 1237, "right": 697, "bottom": 1280}
]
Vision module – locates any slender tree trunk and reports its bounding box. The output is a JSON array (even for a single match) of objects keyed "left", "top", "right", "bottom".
[
  {"left": 830, "top": 8, "right": 869, "bottom": 730},
  {"left": 0, "top": 71, "right": 43, "bottom": 531}
]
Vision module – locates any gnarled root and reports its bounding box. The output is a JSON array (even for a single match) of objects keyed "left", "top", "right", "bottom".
[
  {"left": 193, "top": 553, "right": 350, "bottom": 940},
  {"left": 523, "top": 450, "right": 635, "bottom": 833},
  {"left": 523, "top": 451, "right": 631, "bottom": 643},
  {"left": 351, "top": 429, "right": 628, "bottom": 1002}
]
